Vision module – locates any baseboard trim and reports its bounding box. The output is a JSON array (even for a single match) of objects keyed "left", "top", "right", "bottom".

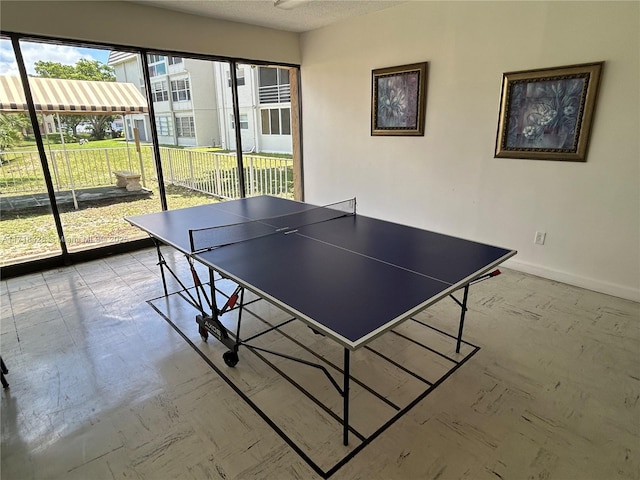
[{"left": 504, "top": 259, "right": 639, "bottom": 303}]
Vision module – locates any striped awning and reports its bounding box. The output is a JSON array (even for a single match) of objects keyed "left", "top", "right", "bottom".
[{"left": 0, "top": 75, "right": 148, "bottom": 115}]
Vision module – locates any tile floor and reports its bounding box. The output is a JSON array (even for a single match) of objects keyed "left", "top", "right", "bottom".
[{"left": 1, "top": 248, "right": 639, "bottom": 479}]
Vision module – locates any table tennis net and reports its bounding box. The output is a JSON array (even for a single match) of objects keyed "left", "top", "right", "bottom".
[{"left": 188, "top": 198, "right": 356, "bottom": 253}]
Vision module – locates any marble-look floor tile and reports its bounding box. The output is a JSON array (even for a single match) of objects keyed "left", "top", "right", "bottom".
[{"left": 1, "top": 251, "right": 638, "bottom": 479}]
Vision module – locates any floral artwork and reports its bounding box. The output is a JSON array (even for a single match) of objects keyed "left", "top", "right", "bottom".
[
  {"left": 376, "top": 72, "right": 419, "bottom": 129},
  {"left": 495, "top": 62, "right": 603, "bottom": 161},
  {"left": 372, "top": 63, "right": 427, "bottom": 136},
  {"left": 506, "top": 78, "right": 585, "bottom": 149}
]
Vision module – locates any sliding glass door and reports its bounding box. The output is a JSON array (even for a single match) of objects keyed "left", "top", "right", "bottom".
[
  {"left": 0, "top": 33, "right": 302, "bottom": 273},
  {"left": 235, "top": 63, "right": 299, "bottom": 200},
  {"left": 0, "top": 36, "right": 63, "bottom": 266},
  {"left": 14, "top": 39, "right": 162, "bottom": 254},
  {"left": 146, "top": 55, "right": 242, "bottom": 210}
]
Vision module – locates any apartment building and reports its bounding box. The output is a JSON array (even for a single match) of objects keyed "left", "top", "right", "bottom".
[{"left": 108, "top": 52, "right": 292, "bottom": 154}]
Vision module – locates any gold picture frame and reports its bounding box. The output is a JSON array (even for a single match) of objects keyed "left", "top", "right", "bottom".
[
  {"left": 494, "top": 62, "right": 603, "bottom": 161},
  {"left": 371, "top": 62, "right": 428, "bottom": 136}
]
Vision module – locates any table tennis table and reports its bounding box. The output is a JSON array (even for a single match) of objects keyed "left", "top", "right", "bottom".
[{"left": 127, "top": 195, "right": 516, "bottom": 446}]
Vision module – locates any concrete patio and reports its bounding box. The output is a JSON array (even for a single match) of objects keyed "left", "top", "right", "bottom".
[{"left": 0, "top": 186, "right": 152, "bottom": 212}]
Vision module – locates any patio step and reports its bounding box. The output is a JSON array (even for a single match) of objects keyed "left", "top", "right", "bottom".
[{"left": 0, "top": 186, "right": 152, "bottom": 212}]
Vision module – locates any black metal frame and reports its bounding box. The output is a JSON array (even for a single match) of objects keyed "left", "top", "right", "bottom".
[
  {"left": 151, "top": 239, "right": 502, "bottom": 446},
  {"left": 449, "top": 268, "right": 502, "bottom": 353},
  {"left": 1, "top": 356, "right": 9, "bottom": 389},
  {"left": 0, "top": 30, "right": 302, "bottom": 279},
  {"left": 152, "top": 239, "right": 354, "bottom": 442}
]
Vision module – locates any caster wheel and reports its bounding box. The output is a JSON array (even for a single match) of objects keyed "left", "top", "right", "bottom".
[
  {"left": 199, "top": 326, "right": 208, "bottom": 342},
  {"left": 223, "top": 351, "right": 239, "bottom": 367}
]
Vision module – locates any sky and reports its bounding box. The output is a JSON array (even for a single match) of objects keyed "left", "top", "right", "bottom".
[{"left": 0, "top": 39, "right": 111, "bottom": 76}]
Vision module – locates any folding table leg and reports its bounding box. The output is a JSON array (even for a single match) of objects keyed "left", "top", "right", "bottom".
[
  {"left": 455, "top": 285, "right": 470, "bottom": 353},
  {"left": 153, "top": 240, "right": 169, "bottom": 297},
  {"left": 343, "top": 348, "right": 350, "bottom": 446},
  {"left": 209, "top": 269, "right": 217, "bottom": 315}
]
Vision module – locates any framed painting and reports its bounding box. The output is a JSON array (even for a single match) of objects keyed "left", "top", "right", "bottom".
[
  {"left": 371, "top": 62, "right": 428, "bottom": 136},
  {"left": 494, "top": 62, "right": 604, "bottom": 161}
]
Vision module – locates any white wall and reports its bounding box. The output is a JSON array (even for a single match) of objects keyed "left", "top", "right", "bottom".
[
  {"left": 188, "top": 59, "right": 220, "bottom": 148},
  {"left": 300, "top": 1, "right": 639, "bottom": 301}
]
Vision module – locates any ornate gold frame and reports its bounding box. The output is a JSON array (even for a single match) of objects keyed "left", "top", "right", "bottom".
[
  {"left": 495, "top": 62, "right": 603, "bottom": 161},
  {"left": 371, "top": 62, "right": 428, "bottom": 136}
]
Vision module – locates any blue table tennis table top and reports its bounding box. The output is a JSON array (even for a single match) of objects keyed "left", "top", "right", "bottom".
[{"left": 127, "top": 195, "right": 516, "bottom": 349}]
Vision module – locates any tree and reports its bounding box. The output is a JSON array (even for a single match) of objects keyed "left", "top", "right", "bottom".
[
  {"left": 34, "top": 58, "right": 117, "bottom": 140},
  {"left": 34, "top": 58, "right": 114, "bottom": 81},
  {"left": 0, "top": 114, "right": 30, "bottom": 152}
]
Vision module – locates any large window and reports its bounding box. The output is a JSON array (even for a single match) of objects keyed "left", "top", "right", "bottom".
[
  {"left": 258, "top": 67, "right": 291, "bottom": 104},
  {"left": 156, "top": 116, "right": 173, "bottom": 136},
  {"left": 0, "top": 37, "right": 63, "bottom": 266},
  {"left": 175, "top": 116, "right": 195, "bottom": 137},
  {"left": 261, "top": 108, "right": 291, "bottom": 135},
  {"left": 1, "top": 33, "right": 301, "bottom": 274},
  {"left": 151, "top": 81, "right": 169, "bottom": 102},
  {"left": 154, "top": 58, "right": 241, "bottom": 208},
  {"left": 171, "top": 78, "right": 191, "bottom": 102},
  {"left": 0, "top": 37, "right": 161, "bottom": 267},
  {"left": 148, "top": 55, "right": 166, "bottom": 77},
  {"left": 238, "top": 62, "right": 298, "bottom": 200},
  {"left": 230, "top": 113, "right": 249, "bottom": 130}
]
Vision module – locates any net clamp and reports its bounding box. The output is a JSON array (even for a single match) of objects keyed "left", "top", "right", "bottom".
[{"left": 470, "top": 269, "right": 502, "bottom": 285}]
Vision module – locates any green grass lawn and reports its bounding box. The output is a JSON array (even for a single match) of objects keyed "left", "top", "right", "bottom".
[
  {"left": 8, "top": 137, "right": 129, "bottom": 151},
  {"left": 1, "top": 139, "right": 294, "bottom": 265},
  {"left": 0, "top": 184, "right": 219, "bottom": 264}
]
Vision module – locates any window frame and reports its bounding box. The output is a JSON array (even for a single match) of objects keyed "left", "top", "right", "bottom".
[
  {"left": 260, "top": 107, "right": 291, "bottom": 136},
  {"left": 170, "top": 78, "right": 191, "bottom": 102},
  {"left": 155, "top": 115, "right": 173, "bottom": 136},
  {"left": 175, "top": 116, "right": 195, "bottom": 137},
  {"left": 151, "top": 81, "right": 169, "bottom": 102},
  {"left": 0, "top": 31, "right": 301, "bottom": 277}
]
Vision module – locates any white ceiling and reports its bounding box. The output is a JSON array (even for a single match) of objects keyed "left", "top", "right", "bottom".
[{"left": 130, "top": 0, "right": 405, "bottom": 33}]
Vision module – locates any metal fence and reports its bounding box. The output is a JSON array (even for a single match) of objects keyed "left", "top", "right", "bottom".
[{"left": 0, "top": 146, "right": 293, "bottom": 200}]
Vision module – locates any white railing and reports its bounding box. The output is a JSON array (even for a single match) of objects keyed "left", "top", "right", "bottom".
[
  {"left": 258, "top": 84, "right": 291, "bottom": 104},
  {"left": 0, "top": 146, "right": 147, "bottom": 193},
  {"left": 0, "top": 146, "right": 293, "bottom": 200},
  {"left": 161, "top": 149, "right": 293, "bottom": 199}
]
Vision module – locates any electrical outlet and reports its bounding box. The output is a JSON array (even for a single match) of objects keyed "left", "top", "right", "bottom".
[{"left": 534, "top": 231, "right": 546, "bottom": 245}]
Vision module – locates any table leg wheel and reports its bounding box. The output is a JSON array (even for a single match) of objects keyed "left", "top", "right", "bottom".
[
  {"left": 199, "top": 326, "right": 209, "bottom": 342},
  {"left": 223, "top": 351, "right": 239, "bottom": 367}
]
